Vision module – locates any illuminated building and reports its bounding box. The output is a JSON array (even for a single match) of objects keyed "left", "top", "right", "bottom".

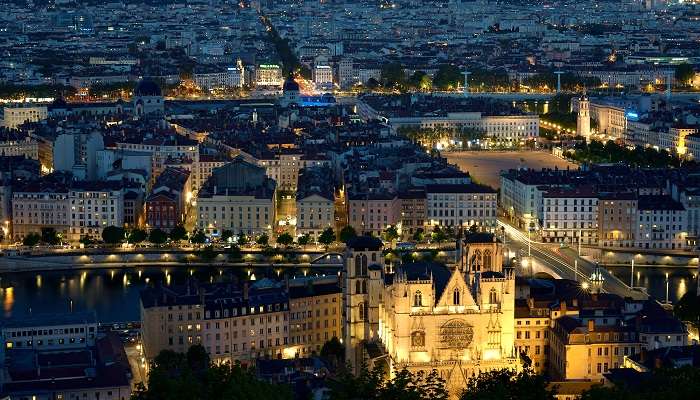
[
  {"left": 1, "top": 105, "right": 48, "bottom": 129},
  {"left": 550, "top": 317, "right": 642, "bottom": 382},
  {"left": 576, "top": 94, "right": 591, "bottom": 140},
  {"left": 344, "top": 234, "right": 519, "bottom": 394},
  {"left": 255, "top": 64, "right": 283, "bottom": 87},
  {"left": 196, "top": 157, "right": 276, "bottom": 237},
  {"left": 141, "top": 276, "right": 342, "bottom": 364},
  {"left": 288, "top": 277, "right": 342, "bottom": 357}
]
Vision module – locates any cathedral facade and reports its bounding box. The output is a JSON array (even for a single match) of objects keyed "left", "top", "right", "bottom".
[{"left": 344, "top": 234, "right": 519, "bottom": 395}]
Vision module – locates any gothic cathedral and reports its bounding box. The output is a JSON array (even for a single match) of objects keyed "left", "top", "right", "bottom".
[{"left": 343, "top": 233, "right": 519, "bottom": 395}]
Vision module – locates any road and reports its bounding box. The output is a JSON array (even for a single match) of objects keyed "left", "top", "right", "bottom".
[{"left": 498, "top": 220, "right": 648, "bottom": 301}]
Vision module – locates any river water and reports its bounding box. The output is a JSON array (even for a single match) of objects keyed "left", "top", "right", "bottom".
[{"left": 0, "top": 265, "right": 696, "bottom": 323}]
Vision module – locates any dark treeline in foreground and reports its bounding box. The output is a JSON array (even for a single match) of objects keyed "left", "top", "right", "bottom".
[{"left": 133, "top": 345, "right": 700, "bottom": 400}]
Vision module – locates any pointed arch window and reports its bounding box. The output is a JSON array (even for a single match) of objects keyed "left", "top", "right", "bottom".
[
  {"left": 489, "top": 288, "right": 498, "bottom": 304},
  {"left": 361, "top": 254, "right": 368, "bottom": 275},
  {"left": 453, "top": 288, "right": 460, "bottom": 305},
  {"left": 483, "top": 250, "right": 492, "bottom": 270},
  {"left": 354, "top": 255, "right": 361, "bottom": 276},
  {"left": 355, "top": 280, "right": 361, "bottom": 294},
  {"left": 413, "top": 290, "right": 423, "bottom": 307}
]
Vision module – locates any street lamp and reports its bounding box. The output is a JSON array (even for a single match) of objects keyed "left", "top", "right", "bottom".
[{"left": 665, "top": 272, "right": 670, "bottom": 304}]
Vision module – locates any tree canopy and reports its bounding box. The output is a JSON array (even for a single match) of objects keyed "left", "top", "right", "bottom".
[
  {"left": 319, "top": 227, "right": 335, "bottom": 246},
  {"left": 149, "top": 228, "right": 169, "bottom": 245},
  {"left": 132, "top": 345, "right": 292, "bottom": 400},
  {"left": 102, "top": 226, "right": 125, "bottom": 245},
  {"left": 328, "top": 364, "right": 448, "bottom": 400}
]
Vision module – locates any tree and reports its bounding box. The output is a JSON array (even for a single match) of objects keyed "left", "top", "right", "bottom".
[
  {"left": 675, "top": 63, "right": 695, "bottom": 86},
  {"left": 225, "top": 244, "right": 242, "bottom": 261},
  {"left": 276, "top": 232, "right": 293, "bottom": 247},
  {"left": 319, "top": 227, "right": 335, "bottom": 246},
  {"left": 412, "top": 228, "right": 425, "bottom": 242},
  {"left": 460, "top": 369, "right": 555, "bottom": 400},
  {"left": 297, "top": 233, "right": 311, "bottom": 246},
  {"left": 339, "top": 225, "right": 358, "bottom": 243},
  {"left": 675, "top": 288, "right": 700, "bottom": 329},
  {"left": 320, "top": 336, "right": 345, "bottom": 364},
  {"left": 221, "top": 229, "right": 234, "bottom": 242},
  {"left": 23, "top": 232, "right": 41, "bottom": 247},
  {"left": 170, "top": 225, "right": 188, "bottom": 242},
  {"left": 237, "top": 231, "right": 249, "bottom": 245},
  {"left": 431, "top": 226, "right": 447, "bottom": 243},
  {"left": 128, "top": 228, "right": 148, "bottom": 244},
  {"left": 190, "top": 229, "right": 207, "bottom": 245},
  {"left": 255, "top": 233, "right": 269, "bottom": 246},
  {"left": 580, "top": 366, "right": 700, "bottom": 400},
  {"left": 409, "top": 71, "right": 432, "bottom": 91},
  {"left": 132, "top": 345, "right": 293, "bottom": 400},
  {"left": 380, "top": 63, "right": 406, "bottom": 89},
  {"left": 41, "top": 227, "right": 60, "bottom": 245},
  {"left": 366, "top": 78, "right": 380, "bottom": 89},
  {"left": 102, "top": 226, "right": 125, "bottom": 245},
  {"left": 149, "top": 229, "right": 169, "bottom": 245},
  {"left": 433, "top": 64, "right": 462, "bottom": 90},
  {"left": 328, "top": 364, "right": 448, "bottom": 400},
  {"left": 196, "top": 245, "right": 217, "bottom": 262},
  {"left": 383, "top": 225, "right": 400, "bottom": 243}
]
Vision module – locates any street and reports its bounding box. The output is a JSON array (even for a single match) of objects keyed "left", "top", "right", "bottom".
[{"left": 498, "top": 220, "right": 648, "bottom": 301}]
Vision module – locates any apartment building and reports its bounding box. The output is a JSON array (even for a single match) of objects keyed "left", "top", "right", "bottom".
[
  {"left": 140, "top": 279, "right": 289, "bottom": 364},
  {"left": 398, "top": 190, "right": 426, "bottom": 238},
  {"left": 288, "top": 277, "right": 342, "bottom": 357},
  {"left": 258, "top": 151, "right": 330, "bottom": 192},
  {"left": 541, "top": 187, "right": 598, "bottom": 246},
  {"left": 597, "top": 192, "right": 638, "bottom": 249},
  {"left": 347, "top": 193, "right": 401, "bottom": 237},
  {"left": 11, "top": 177, "right": 70, "bottom": 241},
  {"left": 296, "top": 167, "right": 335, "bottom": 238},
  {"left": 550, "top": 317, "right": 643, "bottom": 382},
  {"left": 141, "top": 276, "right": 342, "bottom": 364},
  {"left": 67, "top": 182, "right": 125, "bottom": 242},
  {"left": 635, "top": 195, "right": 688, "bottom": 250},
  {"left": 425, "top": 183, "right": 497, "bottom": 230}
]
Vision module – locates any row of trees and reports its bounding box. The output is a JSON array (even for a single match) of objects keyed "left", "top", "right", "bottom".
[
  {"left": 522, "top": 72, "right": 601, "bottom": 92},
  {"left": 0, "top": 83, "right": 77, "bottom": 100},
  {"left": 372, "top": 64, "right": 511, "bottom": 92},
  {"left": 397, "top": 126, "right": 486, "bottom": 150},
  {"left": 566, "top": 140, "right": 694, "bottom": 169}
]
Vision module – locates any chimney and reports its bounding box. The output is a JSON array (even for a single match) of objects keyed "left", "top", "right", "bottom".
[
  {"left": 587, "top": 319, "right": 595, "bottom": 332},
  {"left": 560, "top": 300, "right": 567, "bottom": 313},
  {"left": 243, "top": 282, "right": 249, "bottom": 301}
]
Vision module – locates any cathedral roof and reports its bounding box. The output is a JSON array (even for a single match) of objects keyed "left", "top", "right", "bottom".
[
  {"left": 482, "top": 271, "right": 504, "bottom": 279},
  {"left": 400, "top": 261, "right": 452, "bottom": 305},
  {"left": 135, "top": 78, "right": 162, "bottom": 97},
  {"left": 463, "top": 232, "right": 498, "bottom": 244},
  {"left": 347, "top": 236, "right": 383, "bottom": 251}
]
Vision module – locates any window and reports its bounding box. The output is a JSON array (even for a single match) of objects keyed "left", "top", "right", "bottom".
[
  {"left": 489, "top": 288, "right": 497, "bottom": 304},
  {"left": 453, "top": 288, "right": 460, "bottom": 305},
  {"left": 414, "top": 291, "right": 423, "bottom": 307}
]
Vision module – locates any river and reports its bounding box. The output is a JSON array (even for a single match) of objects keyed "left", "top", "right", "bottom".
[{"left": 0, "top": 265, "right": 695, "bottom": 323}]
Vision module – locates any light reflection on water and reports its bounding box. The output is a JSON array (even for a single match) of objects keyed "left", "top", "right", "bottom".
[{"left": 0, "top": 265, "right": 695, "bottom": 323}]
